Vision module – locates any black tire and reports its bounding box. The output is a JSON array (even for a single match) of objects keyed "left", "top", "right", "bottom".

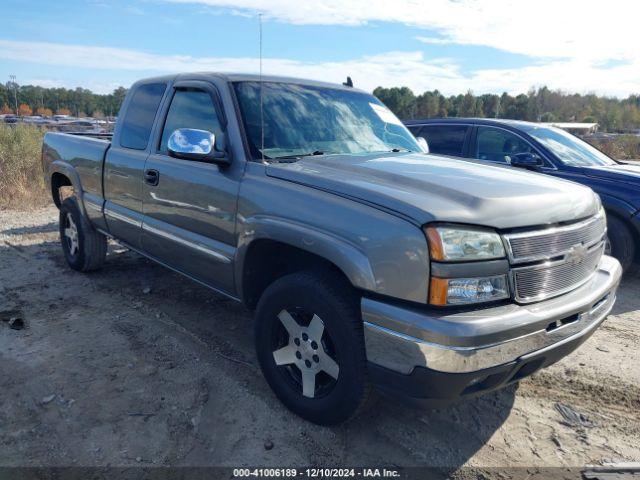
[
  {"left": 606, "top": 215, "right": 636, "bottom": 274},
  {"left": 254, "top": 270, "right": 370, "bottom": 425},
  {"left": 59, "top": 197, "right": 107, "bottom": 272}
]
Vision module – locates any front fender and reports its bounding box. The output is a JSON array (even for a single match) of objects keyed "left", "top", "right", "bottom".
[
  {"left": 235, "top": 215, "right": 377, "bottom": 298},
  {"left": 599, "top": 192, "right": 637, "bottom": 220},
  {"left": 236, "top": 166, "right": 431, "bottom": 303}
]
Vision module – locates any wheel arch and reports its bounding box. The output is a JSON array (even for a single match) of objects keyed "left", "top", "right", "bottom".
[
  {"left": 236, "top": 217, "right": 377, "bottom": 310},
  {"left": 49, "top": 161, "right": 84, "bottom": 212},
  {"left": 600, "top": 193, "right": 640, "bottom": 262}
]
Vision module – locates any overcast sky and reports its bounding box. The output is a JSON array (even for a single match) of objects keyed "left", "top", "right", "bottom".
[{"left": 1, "top": 0, "right": 638, "bottom": 96}]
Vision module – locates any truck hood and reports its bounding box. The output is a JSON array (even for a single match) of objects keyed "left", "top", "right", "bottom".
[
  {"left": 581, "top": 163, "right": 640, "bottom": 186},
  {"left": 266, "top": 152, "right": 599, "bottom": 229}
]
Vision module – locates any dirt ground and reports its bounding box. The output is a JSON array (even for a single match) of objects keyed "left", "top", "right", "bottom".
[{"left": 1, "top": 206, "right": 639, "bottom": 472}]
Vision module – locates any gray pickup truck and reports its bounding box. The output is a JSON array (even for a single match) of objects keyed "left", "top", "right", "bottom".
[{"left": 42, "top": 73, "right": 621, "bottom": 425}]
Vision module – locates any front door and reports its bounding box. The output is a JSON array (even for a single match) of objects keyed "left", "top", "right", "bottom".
[
  {"left": 472, "top": 126, "right": 538, "bottom": 165},
  {"left": 141, "top": 81, "right": 240, "bottom": 295}
]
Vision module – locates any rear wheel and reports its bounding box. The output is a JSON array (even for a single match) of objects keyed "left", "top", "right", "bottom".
[
  {"left": 254, "top": 270, "right": 370, "bottom": 425},
  {"left": 59, "top": 197, "right": 107, "bottom": 272},
  {"left": 605, "top": 215, "right": 636, "bottom": 274}
]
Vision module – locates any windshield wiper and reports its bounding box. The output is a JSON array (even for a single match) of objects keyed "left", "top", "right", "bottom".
[
  {"left": 385, "top": 148, "right": 412, "bottom": 153},
  {"left": 269, "top": 149, "right": 411, "bottom": 162},
  {"left": 272, "top": 150, "right": 326, "bottom": 160},
  {"left": 269, "top": 150, "right": 328, "bottom": 163}
]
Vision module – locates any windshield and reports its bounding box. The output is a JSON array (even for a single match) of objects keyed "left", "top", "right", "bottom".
[
  {"left": 233, "top": 81, "right": 421, "bottom": 160},
  {"left": 521, "top": 125, "right": 616, "bottom": 167}
]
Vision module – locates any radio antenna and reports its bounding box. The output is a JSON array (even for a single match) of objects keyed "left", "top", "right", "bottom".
[{"left": 259, "top": 13, "right": 265, "bottom": 163}]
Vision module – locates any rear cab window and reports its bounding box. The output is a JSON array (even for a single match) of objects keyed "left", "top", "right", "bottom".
[
  {"left": 119, "top": 83, "right": 167, "bottom": 150},
  {"left": 416, "top": 125, "right": 469, "bottom": 156}
]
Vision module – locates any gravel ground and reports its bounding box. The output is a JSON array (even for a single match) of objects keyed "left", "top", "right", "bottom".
[{"left": 1, "top": 206, "right": 639, "bottom": 472}]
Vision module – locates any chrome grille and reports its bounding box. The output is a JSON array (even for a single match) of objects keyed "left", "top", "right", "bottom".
[
  {"left": 512, "top": 244, "right": 603, "bottom": 303},
  {"left": 504, "top": 212, "right": 606, "bottom": 264}
]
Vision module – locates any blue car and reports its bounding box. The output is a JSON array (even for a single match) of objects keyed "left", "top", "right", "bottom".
[{"left": 405, "top": 118, "right": 640, "bottom": 272}]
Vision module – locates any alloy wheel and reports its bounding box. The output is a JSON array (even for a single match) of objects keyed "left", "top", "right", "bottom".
[
  {"left": 272, "top": 309, "right": 340, "bottom": 398},
  {"left": 64, "top": 213, "right": 79, "bottom": 256}
]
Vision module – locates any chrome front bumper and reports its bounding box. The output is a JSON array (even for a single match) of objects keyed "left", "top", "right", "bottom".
[{"left": 363, "top": 255, "right": 622, "bottom": 375}]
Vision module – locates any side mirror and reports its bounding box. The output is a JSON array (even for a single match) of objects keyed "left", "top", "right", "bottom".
[
  {"left": 168, "top": 128, "right": 230, "bottom": 165},
  {"left": 510, "top": 152, "right": 543, "bottom": 169},
  {"left": 416, "top": 136, "right": 429, "bottom": 154}
]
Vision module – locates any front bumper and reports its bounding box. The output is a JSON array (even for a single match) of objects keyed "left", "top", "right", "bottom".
[{"left": 363, "top": 255, "right": 622, "bottom": 404}]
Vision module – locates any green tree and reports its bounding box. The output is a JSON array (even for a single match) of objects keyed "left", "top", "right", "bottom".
[
  {"left": 458, "top": 91, "right": 475, "bottom": 116},
  {"left": 373, "top": 86, "right": 417, "bottom": 119}
]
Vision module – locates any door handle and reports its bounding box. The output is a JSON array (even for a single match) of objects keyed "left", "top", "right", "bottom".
[{"left": 144, "top": 169, "right": 159, "bottom": 186}]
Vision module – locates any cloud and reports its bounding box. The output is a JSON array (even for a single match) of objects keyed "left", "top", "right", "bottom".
[
  {"left": 0, "top": 39, "right": 460, "bottom": 89},
  {"left": 1, "top": 39, "right": 638, "bottom": 97},
  {"left": 163, "top": 0, "right": 640, "bottom": 63},
  {"left": 414, "top": 36, "right": 454, "bottom": 46},
  {"left": 124, "top": 5, "right": 145, "bottom": 15}
]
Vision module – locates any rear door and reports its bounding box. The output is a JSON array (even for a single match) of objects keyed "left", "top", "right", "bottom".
[
  {"left": 414, "top": 124, "right": 471, "bottom": 158},
  {"left": 141, "top": 80, "right": 241, "bottom": 295},
  {"left": 103, "top": 82, "right": 167, "bottom": 249}
]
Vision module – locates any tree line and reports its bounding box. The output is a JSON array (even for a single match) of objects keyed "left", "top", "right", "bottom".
[
  {"left": 2, "top": 80, "right": 640, "bottom": 132},
  {"left": 1, "top": 82, "right": 127, "bottom": 119},
  {"left": 373, "top": 86, "right": 640, "bottom": 132}
]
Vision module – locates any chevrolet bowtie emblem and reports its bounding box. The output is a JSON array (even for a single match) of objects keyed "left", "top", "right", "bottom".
[{"left": 566, "top": 243, "right": 588, "bottom": 265}]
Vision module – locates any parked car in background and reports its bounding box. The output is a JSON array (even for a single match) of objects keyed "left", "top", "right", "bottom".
[
  {"left": 57, "top": 120, "right": 107, "bottom": 134},
  {"left": 405, "top": 118, "right": 640, "bottom": 273},
  {"left": 22, "top": 115, "right": 53, "bottom": 126},
  {"left": 41, "top": 74, "right": 621, "bottom": 424}
]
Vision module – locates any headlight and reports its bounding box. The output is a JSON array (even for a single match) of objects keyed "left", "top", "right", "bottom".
[
  {"left": 425, "top": 225, "right": 509, "bottom": 305},
  {"left": 594, "top": 193, "right": 602, "bottom": 212},
  {"left": 429, "top": 275, "right": 509, "bottom": 305},
  {"left": 598, "top": 205, "right": 606, "bottom": 221},
  {"left": 424, "top": 226, "right": 506, "bottom": 262}
]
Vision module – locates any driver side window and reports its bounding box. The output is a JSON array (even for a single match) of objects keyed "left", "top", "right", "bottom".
[
  {"left": 475, "top": 127, "right": 533, "bottom": 164},
  {"left": 159, "top": 88, "right": 223, "bottom": 155}
]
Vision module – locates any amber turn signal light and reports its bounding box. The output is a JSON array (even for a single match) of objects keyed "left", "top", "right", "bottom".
[
  {"left": 428, "top": 277, "right": 449, "bottom": 306},
  {"left": 424, "top": 226, "right": 445, "bottom": 261}
]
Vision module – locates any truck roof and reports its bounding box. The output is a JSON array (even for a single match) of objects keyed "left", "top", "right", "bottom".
[{"left": 131, "top": 72, "right": 367, "bottom": 94}]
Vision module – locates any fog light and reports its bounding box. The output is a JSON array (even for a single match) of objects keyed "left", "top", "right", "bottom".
[{"left": 429, "top": 275, "right": 509, "bottom": 305}]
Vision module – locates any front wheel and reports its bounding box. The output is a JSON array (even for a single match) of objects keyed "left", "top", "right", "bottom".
[
  {"left": 254, "top": 270, "right": 370, "bottom": 425},
  {"left": 605, "top": 215, "right": 636, "bottom": 274}
]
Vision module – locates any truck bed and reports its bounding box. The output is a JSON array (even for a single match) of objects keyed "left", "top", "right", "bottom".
[{"left": 42, "top": 131, "right": 111, "bottom": 211}]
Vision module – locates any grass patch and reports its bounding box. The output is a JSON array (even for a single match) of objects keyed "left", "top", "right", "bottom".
[
  {"left": 0, "top": 124, "right": 48, "bottom": 210},
  {"left": 586, "top": 135, "right": 640, "bottom": 161}
]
